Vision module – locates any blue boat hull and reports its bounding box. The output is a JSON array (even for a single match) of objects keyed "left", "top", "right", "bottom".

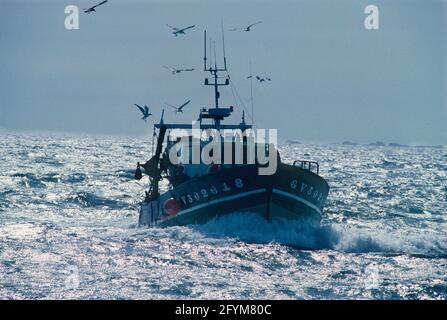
[{"left": 138, "top": 163, "right": 329, "bottom": 228}]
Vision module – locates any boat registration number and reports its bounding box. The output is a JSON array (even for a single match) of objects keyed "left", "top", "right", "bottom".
[{"left": 179, "top": 178, "right": 244, "bottom": 206}]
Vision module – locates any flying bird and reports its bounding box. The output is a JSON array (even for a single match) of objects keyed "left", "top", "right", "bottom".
[
  {"left": 83, "top": 0, "right": 108, "bottom": 14},
  {"left": 256, "top": 76, "right": 271, "bottom": 82},
  {"left": 166, "top": 24, "right": 195, "bottom": 36},
  {"left": 167, "top": 100, "right": 191, "bottom": 113},
  {"left": 230, "top": 21, "right": 262, "bottom": 32},
  {"left": 247, "top": 75, "right": 272, "bottom": 82},
  {"left": 133, "top": 104, "right": 152, "bottom": 121},
  {"left": 163, "top": 66, "right": 195, "bottom": 75}
]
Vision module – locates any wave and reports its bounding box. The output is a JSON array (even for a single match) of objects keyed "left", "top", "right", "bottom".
[
  {"left": 189, "top": 212, "right": 447, "bottom": 257},
  {"left": 115, "top": 169, "right": 136, "bottom": 180},
  {"left": 64, "top": 173, "right": 88, "bottom": 184},
  {"left": 65, "top": 191, "right": 130, "bottom": 209},
  {"left": 380, "top": 159, "right": 404, "bottom": 169},
  {"left": 0, "top": 190, "right": 14, "bottom": 211},
  {"left": 328, "top": 224, "right": 447, "bottom": 256},
  {"left": 11, "top": 172, "right": 88, "bottom": 188},
  {"left": 33, "top": 156, "right": 64, "bottom": 167},
  {"left": 12, "top": 173, "right": 47, "bottom": 188}
]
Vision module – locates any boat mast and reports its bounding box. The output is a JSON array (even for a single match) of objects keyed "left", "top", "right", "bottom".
[
  {"left": 139, "top": 26, "right": 252, "bottom": 203},
  {"left": 203, "top": 29, "right": 229, "bottom": 129}
]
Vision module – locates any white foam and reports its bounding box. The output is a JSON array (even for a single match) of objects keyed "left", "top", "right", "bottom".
[{"left": 188, "top": 212, "right": 447, "bottom": 256}]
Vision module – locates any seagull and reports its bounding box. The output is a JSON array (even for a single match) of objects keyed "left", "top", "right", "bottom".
[
  {"left": 83, "top": 0, "right": 108, "bottom": 14},
  {"left": 133, "top": 104, "right": 152, "bottom": 121},
  {"left": 166, "top": 24, "right": 195, "bottom": 36},
  {"left": 230, "top": 21, "right": 262, "bottom": 32},
  {"left": 167, "top": 100, "right": 191, "bottom": 113},
  {"left": 163, "top": 66, "right": 195, "bottom": 75},
  {"left": 255, "top": 75, "right": 271, "bottom": 82},
  {"left": 247, "top": 75, "right": 272, "bottom": 82},
  {"left": 244, "top": 21, "right": 262, "bottom": 32}
]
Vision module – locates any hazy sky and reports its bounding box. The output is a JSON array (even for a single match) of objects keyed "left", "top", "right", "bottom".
[{"left": 0, "top": 0, "right": 446, "bottom": 144}]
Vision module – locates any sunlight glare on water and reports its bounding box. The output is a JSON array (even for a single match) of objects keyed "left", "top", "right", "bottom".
[{"left": 0, "top": 134, "right": 446, "bottom": 299}]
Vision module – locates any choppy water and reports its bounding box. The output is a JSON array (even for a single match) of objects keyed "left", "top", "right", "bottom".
[{"left": 0, "top": 133, "right": 446, "bottom": 299}]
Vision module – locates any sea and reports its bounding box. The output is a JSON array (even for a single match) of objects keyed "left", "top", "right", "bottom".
[{"left": 0, "top": 133, "right": 446, "bottom": 299}]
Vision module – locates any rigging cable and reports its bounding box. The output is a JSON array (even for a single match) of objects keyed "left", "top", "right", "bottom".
[
  {"left": 226, "top": 75, "right": 243, "bottom": 118},
  {"left": 227, "top": 75, "right": 257, "bottom": 127}
]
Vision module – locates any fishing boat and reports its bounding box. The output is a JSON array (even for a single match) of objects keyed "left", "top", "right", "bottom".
[{"left": 135, "top": 30, "right": 329, "bottom": 227}]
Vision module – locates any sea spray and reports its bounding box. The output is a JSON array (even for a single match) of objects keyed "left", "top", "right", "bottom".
[{"left": 192, "top": 212, "right": 447, "bottom": 256}]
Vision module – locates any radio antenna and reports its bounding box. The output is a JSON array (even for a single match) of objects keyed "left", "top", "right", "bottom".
[
  {"left": 209, "top": 36, "right": 213, "bottom": 68},
  {"left": 203, "top": 28, "right": 231, "bottom": 117},
  {"left": 221, "top": 19, "right": 227, "bottom": 70},
  {"left": 203, "top": 30, "right": 207, "bottom": 70},
  {"left": 249, "top": 60, "right": 254, "bottom": 127},
  {"left": 213, "top": 41, "right": 217, "bottom": 69}
]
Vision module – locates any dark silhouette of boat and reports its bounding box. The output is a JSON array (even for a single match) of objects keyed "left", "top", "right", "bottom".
[{"left": 135, "top": 30, "right": 329, "bottom": 227}]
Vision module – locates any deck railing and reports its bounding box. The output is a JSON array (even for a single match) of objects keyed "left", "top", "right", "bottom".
[{"left": 293, "top": 160, "right": 320, "bottom": 175}]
